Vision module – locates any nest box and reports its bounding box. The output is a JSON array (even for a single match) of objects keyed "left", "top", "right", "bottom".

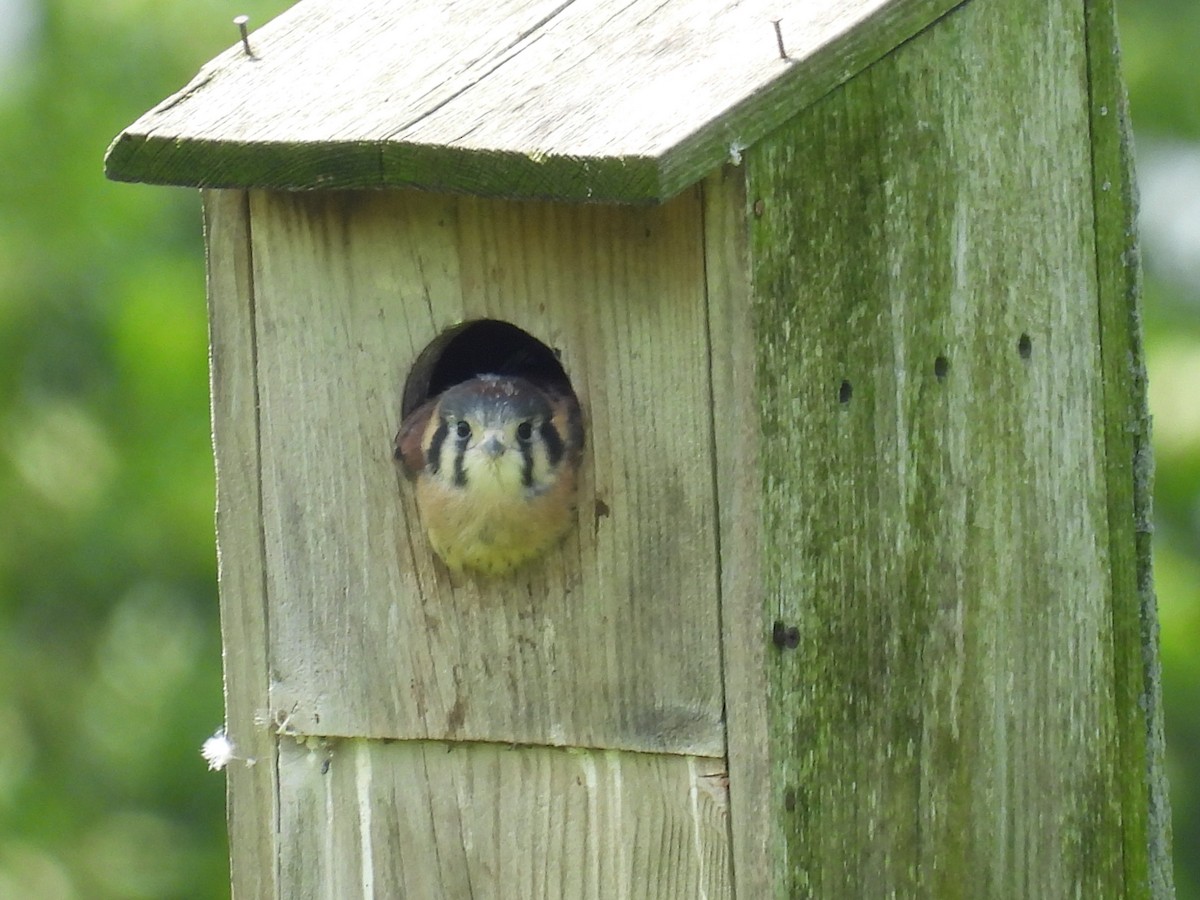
[{"left": 107, "top": 0, "right": 1172, "bottom": 895}]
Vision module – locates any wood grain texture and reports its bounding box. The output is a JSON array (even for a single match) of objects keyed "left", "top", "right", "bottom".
[
  {"left": 1083, "top": 0, "right": 1174, "bottom": 892},
  {"left": 276, "top": 738, "right": 730, "bottom": 898},
  {"left": 197, "top": 1, "right": 1170, "bottom": 895},
  {"left": 105, "top": 0, "right": 966, "bottom": 200},
  {"left": 242, "top": 187, "right": 724, "bottom": 756},
  {"left": 204, "top": 189, "right": 279, "bottom": 900},
  {"left": 741, "top": 0, "right": 1158, "bottom": 893}
]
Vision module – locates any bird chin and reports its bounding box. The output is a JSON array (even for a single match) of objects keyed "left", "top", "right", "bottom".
[{"left": 466, "top": 455, "right": 522, "bottom": 496}]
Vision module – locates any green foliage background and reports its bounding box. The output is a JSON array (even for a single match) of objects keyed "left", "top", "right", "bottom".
[{"left": 0, "top": 0, "right": 1195, "bottom": 896}]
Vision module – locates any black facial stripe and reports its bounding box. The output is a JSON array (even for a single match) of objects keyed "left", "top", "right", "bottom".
[
  {"left": 453, "top": 429, "right": 470, "bottom": 487},
  {"left": 515, "top": 422, "right": 535, "bottom": 487},
  {"left": 539, "top": 421, "right": 564, "bottom": 468},
  {"left": 519, "top": 442, "right": 534, "bottom": 488},
  {"left": 427, "top": 420, "right": 448, "bottom": 475}
]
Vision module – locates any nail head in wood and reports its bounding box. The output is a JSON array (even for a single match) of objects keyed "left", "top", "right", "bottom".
[
  {"left": 772, "top": 621, "right": 800, "bottom": 650},
  {"left": 234, "top": 15, "right": 253, "bottom": 57},
  {"left": 772, "top": 19, "right": 788, "bottom": 61}
]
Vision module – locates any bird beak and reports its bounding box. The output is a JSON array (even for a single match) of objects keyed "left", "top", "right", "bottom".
[{"left": 480, "top": 432, "right": 506, "bottom": 459}]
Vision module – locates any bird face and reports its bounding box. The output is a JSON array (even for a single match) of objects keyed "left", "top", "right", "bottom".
[
  {"left": 427, "top": 379, "right": 563, "bottom": 497},
  {"left": 395, "top": 374, "right": 583, "bottom": 575}
]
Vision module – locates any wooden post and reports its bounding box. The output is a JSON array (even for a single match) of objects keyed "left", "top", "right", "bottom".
[{"left": 108, "top": 0, "right": 1172, "bottom": 895}]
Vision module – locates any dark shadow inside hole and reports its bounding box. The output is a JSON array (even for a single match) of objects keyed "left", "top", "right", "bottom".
[
  {"left": 402, "top": 319, "right": 571, "bottom": 417},
  {"left": 934, "top": 355, "right": 950, "bottom": 381},
  {"left": 838, "top": 379, "right": 853, "bottom": 404}
]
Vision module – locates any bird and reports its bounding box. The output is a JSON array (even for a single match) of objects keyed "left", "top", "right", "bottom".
[{"left": 394, "top": 374, "right": 584, "bottom": 576}]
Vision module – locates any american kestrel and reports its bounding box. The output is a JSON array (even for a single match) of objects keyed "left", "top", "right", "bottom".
[{"left": 395, "top": 374, "right": 584, "bottom": 575}]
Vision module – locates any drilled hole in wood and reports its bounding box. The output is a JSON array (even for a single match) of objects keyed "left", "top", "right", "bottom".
[
  {"left": 934, "top": 355, "right": 950, "bottom": 381},
  {"left": 838, "top": 379, "right": 853, "bottom": 405},
  {"left": 402, "top": 319, "right": 573, "bottom": 418},
  {"left": 1018, "top": 333, "right": 1033, "bottom": 360}
]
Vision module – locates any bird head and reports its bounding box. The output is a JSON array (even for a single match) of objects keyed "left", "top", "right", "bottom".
[
  {"left": 423, "top": 375, "right": 568, "bottom": 497},
  {"left": 394, "top": 373, "right": 584, "bottom": 574}
]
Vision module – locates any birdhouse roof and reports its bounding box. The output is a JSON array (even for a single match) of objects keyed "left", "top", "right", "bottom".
[{"left": 105, "top": 0, "right": 956, "bottom": 203}]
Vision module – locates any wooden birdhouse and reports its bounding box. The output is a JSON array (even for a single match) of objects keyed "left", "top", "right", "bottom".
[{"left": 106, "top": 0, "right": 1174, "bottom": 895}]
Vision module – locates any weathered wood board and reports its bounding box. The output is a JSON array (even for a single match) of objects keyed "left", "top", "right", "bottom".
[
  {"left": 205, "top": 189, "right": 278, "bottom": 900},
  {"left": 107, "top": 0, "right": 967, "bottom": 200},
  {"left": 704, "top": 0, "right": 1157, "bottom": 893},
  {"left": 277, "top": 738, "right": 731, "bottom": 898},
  {"left": 1084, "top": 0, "right": 1173, "bottom": 889},
  {"left": 223, "top": 186, "right": 724, "bottom": 757}
]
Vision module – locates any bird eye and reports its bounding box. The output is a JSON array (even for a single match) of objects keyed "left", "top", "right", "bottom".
[
  {"left": 455, "top": 420, "right": 471, "bottom": 439},
  {"left": 516, "top": 422, "right": 533, "bottom": 441}
]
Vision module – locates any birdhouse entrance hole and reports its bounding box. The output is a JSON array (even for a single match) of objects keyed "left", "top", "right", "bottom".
[{"left": 401, "top": 319, "right": 573, "bottom": 418}]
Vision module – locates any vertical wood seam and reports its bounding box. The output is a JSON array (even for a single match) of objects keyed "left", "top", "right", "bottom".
[
  {"left": 696, "top": 177, "right": 738, "bottom": 897},
  {"left": 703, "top": 166, "right": 772, "bottom": 900},
  {"left": 206, "top": 186, "right": 281, "bottom": 900},
  {"left": 244, "top": 190, "right": 285, "bottom": 900},
  {"left": 240, "top": 188, "right": 283, "bottom": 900}
]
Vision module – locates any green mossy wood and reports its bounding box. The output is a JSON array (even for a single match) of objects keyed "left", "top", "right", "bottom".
[
  {"left": 733, "top": 0, "right": 1171, "bottom": 892},
  {"left": 109, "top": 0, "right": 1171, "bottom": 896}
]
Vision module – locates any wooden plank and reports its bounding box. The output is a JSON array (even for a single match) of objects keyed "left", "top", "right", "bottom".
[
  {"left": 277, "top": 738, "right": 731, "bottom": 898},
  {"left": 204, "top": 189, "right": 279, "bottom": 900},
  {"left": 245, "top": 187, "right": 725, "bottom": 756},
  {"left": 1083, "top": 0, "right": 1174, "bottom": 893},
  {"left": 743, "top": 0, "right": 1140, "bottom": 893},
  {"left": 105, "top": 0, "right": 966, "bottom": 201},
  {"left": 701, "top": 166, "right": 772, "bottom": 900}
]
